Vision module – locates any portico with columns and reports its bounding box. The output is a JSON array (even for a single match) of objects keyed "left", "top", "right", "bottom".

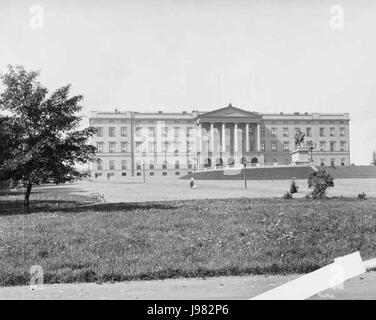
[{"left": 195, "top": 103, "right": 264, "bottom": 169}]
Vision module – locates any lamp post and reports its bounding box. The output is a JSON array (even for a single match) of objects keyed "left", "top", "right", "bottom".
[
  {"left": 307, "top": 141, "right": 317, "bottom": 163},
  {"left": 242, "top": 157, "right": 247, "bottom": 189}
]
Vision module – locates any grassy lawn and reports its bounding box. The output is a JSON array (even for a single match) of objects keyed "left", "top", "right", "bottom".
[{"left": 1, "top": 189, "right": 376, "bottom": 286}]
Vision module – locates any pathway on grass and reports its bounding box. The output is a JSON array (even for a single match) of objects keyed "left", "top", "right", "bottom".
[{"left": 1, "top": 272, "right": 376, "bottom": 300}]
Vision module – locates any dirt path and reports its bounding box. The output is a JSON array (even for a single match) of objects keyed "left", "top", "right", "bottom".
[{"left": 1, "top": 272, "right": 376, "bottom": 300}]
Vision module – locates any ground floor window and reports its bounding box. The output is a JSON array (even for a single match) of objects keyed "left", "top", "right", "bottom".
[
  {"left": 122, "top": 172, "right": 127, "bottom": 176},
  {"left": 97, "top": 173, "right": 102, "bottom": 177},
  {"left": 150, "top": 172, "right": 154, "bottom": 176},
  {"left": 162, "top": 172, "right": 167, "bottom": 176},
  {"left": 320, "top": 159, "right": 325, "bottom": 166},
  {"left": 175, "top": 172, "right": 180, "bottom": 176},
  {"left": 341, "top": 158, "right": 345, "bottom": 166},
  {"left": 136, "top": 172, "right": 141, "bottom": 176}
]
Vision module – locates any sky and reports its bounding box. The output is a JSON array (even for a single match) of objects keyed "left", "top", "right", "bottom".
[{"left": 0, "top": 0, "right": 375, "bottom": 164}]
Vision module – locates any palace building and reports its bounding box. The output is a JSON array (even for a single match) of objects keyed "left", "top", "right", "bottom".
[{"left": 89, "top": 104, "right": 350, "bottom": 177}]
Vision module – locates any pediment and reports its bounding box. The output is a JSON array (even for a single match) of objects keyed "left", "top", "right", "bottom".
[{"left": 198, "top": 104, "right": 261, "bottom": 121}]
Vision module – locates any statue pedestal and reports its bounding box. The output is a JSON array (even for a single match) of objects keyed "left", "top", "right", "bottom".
[{"left": 291, "top": 148, "right": 310, "bottom": 164}]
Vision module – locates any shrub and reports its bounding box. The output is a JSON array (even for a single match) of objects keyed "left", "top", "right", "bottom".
[
  {"left": 358, "top": 193, "right": 366, "bottom": 200},
  {"left": 290, "top": 180, "right": 299, "bottom": 194},
  {"left": 283, "top": 191, "right": 293, "bottom": 199},
  {"left": 307, "top": 170, "right": 334, "bottom": 199}
]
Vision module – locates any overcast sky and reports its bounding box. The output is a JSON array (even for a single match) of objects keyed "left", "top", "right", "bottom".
[{"left": 0, "top": 0, "right": 375, "bottom": 164}]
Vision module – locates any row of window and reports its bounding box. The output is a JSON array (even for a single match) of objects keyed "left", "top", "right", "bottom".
[
  {"left": 95, "top": 171, "right": 187, "bottom": 177},
  {"left": 320, "top": 158, "right": 347, "bottom": 166},
  {"left": 96, "top": 140, "right": 347, "bottom": 153},
  {"left": 96, "top": 159, "right": 194, "bottom": 171},
  {"left": 96, "top": 126, "right": 195, "bottom": 138},
  {"left": 96, "top": 141, "right": 195, "bottom": 153},
  {"left": 267, "top": 127, "right": 346, "bottom": 138}
]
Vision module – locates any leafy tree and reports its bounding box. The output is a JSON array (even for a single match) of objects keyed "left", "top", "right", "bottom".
[
  {"left": 372, "top": 150, "right": 376, "bottom": 166},
  {"left": 307, "top": 170, "right": 334, "bottom": 199},
  {"left": 0, "top": 65, "right": 97, "bottom": 212}
]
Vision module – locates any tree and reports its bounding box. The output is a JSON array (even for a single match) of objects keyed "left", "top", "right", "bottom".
[
  {"left": 307, "top": 170, "right": 334, "bottom": 199},
  {"left": 0, "top": 65, "right": 97, "bottom": 213},
  {"left": 372, "top": 150, "right": 376, "bottom": 166}
]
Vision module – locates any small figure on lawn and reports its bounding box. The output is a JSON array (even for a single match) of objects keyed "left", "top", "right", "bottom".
[
  {"left": 290, "top": 179, "right": 299, "bottom": 194},
  {"left": 190, "top": 177, "right": 195, "bottom": 188},
  {"left": 107, "top": 172, "right": 110, "bottom": 180}
]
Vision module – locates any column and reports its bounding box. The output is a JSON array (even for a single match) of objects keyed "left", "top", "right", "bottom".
[
  {"left": 234, "top": 123, "right": 238, "bottom": 153},
  {"left": 246, "top": 123, "right": 249, "bottom": 152},
  {"left": 198, "top": 123, "right": 202, "bottom": 153},
  {"left": 222, "top": 123, "right": 226, "bottom": 152},
  {"left": 257, "top": 123, "right": 261, "bottom": 152},
  {"left": 210, "top": 123, "right": 214, "bottom": 152}
]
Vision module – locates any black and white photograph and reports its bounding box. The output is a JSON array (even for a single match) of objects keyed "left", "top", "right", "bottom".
[{"left": 1, "top": 0, "right": 376, "bottom": 307}]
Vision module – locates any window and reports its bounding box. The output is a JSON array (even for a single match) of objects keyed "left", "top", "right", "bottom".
[
  {"left": 109, "top": 160, "right": 115, "bottom": 170},
  {"left": 109, "top": 142, "right": 116, "bottom": 153},
  {"left": 340, "top": 141, "right": 346, "bottom": 152},
  {"left": 136, "top": 161, "right": 141, "bottom": 170},
  {"left": 320, "top": 159, "right": 325, "bottom": 166},
  {"left": 187, "top": 142, "right": 192, "bottom": 152},
  {"left": 330, "top": 141, "right": 336, "bottom": 152},
  {"left": 135, "top": 127, "right": 142, "bottom": 137},
  {"left": 306, "top": 127, "right": 312, "bottom": 137},
  {"left": 121, "top": 160, "right": 127, "bottom": 170},
  {"left": 186, "top": 127, "right": 193, "bottom": 137},
  {"left": 97, "top": 159, "right": 103, "bottom": 170},
  {"left": 330, "top": 158, "right": 335, "bottom": 167},
  {"left": 149, "top": 127, "right": 156, "bottom": 137},
  {"left": 121, "top": 142, "right": 128, "bottom": 152},
  {"left": 174, "top": 127, "right": 180, "bottom": 137},
  {"left": 329, "top": 127, "right": 335, "bottom": 137},
  {"left": 187, "top": 161, "right": 193, "bottom": 170},
  {"left": 271, "top": 142, "right": 277, "bottom": 152},
  {"left": 294, "top": 127, "right": 300, "bottom": 135},
  {"left": 96, "top": 127, "right": 103, "bottom": 137},
  {"left": 283, "top": 142, "right": 289, "bottom": 151},
  {"left": 109, "top": 127, "right": 116, "bottom": 137},
  {"left": 149, "top": 142, "right": 156, "bottom": 152},
  {"left": 162, "top": 172, "right": 167, "bottom": 176},
  {"left": 283, "top": 128, "right": 289, "bottom": 137},
  {"left": 149, "top": 162, "right": 154, "bottom": 170},
  {"left": 340, "top": 127, "right": 345, "bottom": 136},
  {"left": 136, "top": 172, "right": 141, "bottom": 176},
  {"left": 260, "top": 127, "right": 265, "bottom": 137},
  {"left": 175, "top": 161, "right": 180, "bottom": 169},
  {"left": 96, "top": 142, "right": 103, "bottom": 153},
  {"left": 149, "top": 172, "right": 154, "bottom": 176},
  {"left": 136, "top": 142, "right": 143, "bottom": 152},
  {"left": 271, "top": 128, "right": 277, "bottom": 137},
  {"left": 320, "top": 128, "right": 325, "bottom": 137},
  {"left": 162, "top": 142, "right": 168, "bottom": 152},
  {"left": 341, "top": 158, "right": 346, "bottom": 166},
  {"left": 319, "top": 141, "right": 326, "bottom": 151},
  {"left": 175, "top": 172, "right": 180, "bottom": 176},
  {"left": 121, "top": 127, "right": 128, "bottom": 137},
  {"left": 260, "top": 142, "right": 265, "bottom": 151},
  {"left": 122, "top": 172, "right": 127, "bottom": 176},
  {"left": 161, "top": 127, "right": 168, "bottom": 137},
  {"left": 174, "top": 142, "right": 180, "bottom": 154},
  {"left": 162, "top": 161, "right": 167, "bottom": 170}
]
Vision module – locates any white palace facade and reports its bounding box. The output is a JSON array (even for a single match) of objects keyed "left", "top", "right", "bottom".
[{"left": 89, "top": 104, "right": 350, "bottom": 177}]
